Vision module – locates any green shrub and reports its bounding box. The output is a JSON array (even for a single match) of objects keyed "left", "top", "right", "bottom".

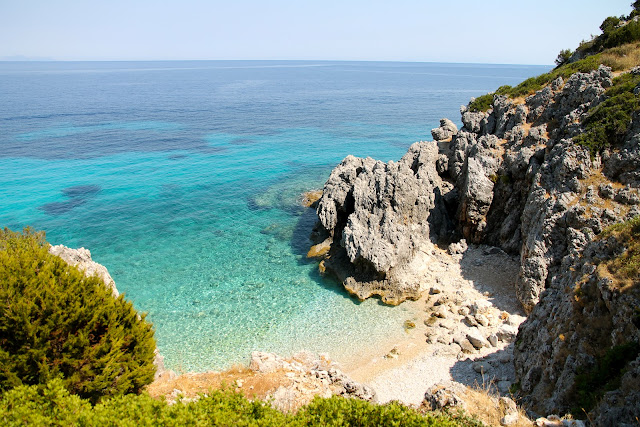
[
  {"left": 598, "top": 215, "right": 640, "bottom": 288},
  {"left": 0, "top": 380, "right": 484, "bottom": 426},
  {"left": 0, "top": 228, "right": 156, "bottom": 403},
  {"left": 295, "top": 395, "right": 479, "bottom": 426},
  {"left": 555, "top": 48, "right": 574, "bottom": 67},
  {"left": 574, "top": 73, "right": 640, "bottom": 156},
  {"left": 468, "top": 94, "right": 494, "bottom": 113}
]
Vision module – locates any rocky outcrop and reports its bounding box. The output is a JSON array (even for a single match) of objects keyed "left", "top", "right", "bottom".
[
  {"left": 431, "top": 118, "right": 458, "bottom": 141},
  {"left": 316, "top": 142, "right": 455, "bottom": 304},
  {"left": 315, "top": 65, "right": 632, "bottom": 311},
  {"left": 250, "top": 351, "right": 375, "bottom": 411},
  {"left": 514, "top": 230, "right": 640, "bottom": 424},
  {"left": 49, "top": 244, "right": 119, "bottom": 296},
  {"left": 313, "top": 63, "right": 640, "bottom": 421}
]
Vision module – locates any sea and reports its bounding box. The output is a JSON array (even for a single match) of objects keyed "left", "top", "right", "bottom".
[{"left": 0, "top": 60, "right": 549, "bottom": 372}]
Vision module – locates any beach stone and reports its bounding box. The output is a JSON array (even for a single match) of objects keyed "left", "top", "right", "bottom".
[
  {"left": 458, "top": 306, "right": 470, "bottom": 316},
  {"left": 464, "top": 315, "right": 479, "bottom": 327},
  {"left": 470, "top": 299, "right": 491, "bottom": 315},
  {"left": 453, "top": 335, "right": 476, "bottom": 353},
  {"left": 497, "top": 325, "right": 518, "bottom": 342},
  {"left": 466, "top": 329, "right": 490, "bottom": 349},
  {"left": 488, "top": 333, "right": 499, "bottom": 347},
  {"left": 475, "top": 313, "right": 489, "bottom": 326},
  {"left": 423, "top": 383, "right": 464, "bottom": 410}
]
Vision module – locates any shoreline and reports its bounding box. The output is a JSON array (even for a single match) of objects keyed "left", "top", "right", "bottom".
[{"left": 151, "top": 240, "right": 527, "bottom": 410}]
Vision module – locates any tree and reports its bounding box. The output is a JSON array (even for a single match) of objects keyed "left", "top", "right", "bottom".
[
  {"left": 600, "top": 16, "right": 621, "bottom": 34},
  {"left": 555, "top": 49, "right": 573, "bottom": 67},
  {"left": 0, "top": 228, "right": 156, "bottom": 403}
]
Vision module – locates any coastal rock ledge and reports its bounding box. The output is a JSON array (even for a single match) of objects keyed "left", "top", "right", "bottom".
[{"left": 315, "top": 143, "right": 455, "bottom": 304}]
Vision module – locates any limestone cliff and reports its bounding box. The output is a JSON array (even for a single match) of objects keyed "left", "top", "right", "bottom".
[{"left": 313, "top": 61, "right": 640, "bottom": 422}]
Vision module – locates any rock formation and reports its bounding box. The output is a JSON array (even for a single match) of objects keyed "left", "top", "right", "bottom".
[
  {"left": 313, "top": 63, "right": 640, "bottom": 422},
  {"left": 49, "top": 244, "right": 119, "bottom": 296},
  {"left": 315, "top": 143, "right": 455, "bottom": 304}
]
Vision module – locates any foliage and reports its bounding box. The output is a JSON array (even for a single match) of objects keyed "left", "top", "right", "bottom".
[
  {"left": 573, "top": 73, "right": 640, "bottom": 156},
  {"left": 0, "top": 379, "right": 484, "bottom": 427},
  {"left": 555, "top": 48, "right": 573, "bottom": 67},
  {"left": 572, "top": 342, "right": 640, "bottom": 414},
  {"left": 0, "top": 228, "right": 156, "bottom": 403},
  {"left": 599, "top": 16, "right": 621, "bottom": 34},
  {"left": 295, "top": 395, "right": 480, "bottom": 426},
  {"left": 598, "top": 215, "right": 640, "bottom": 288},
  {"left": 467, "top": 85, "right": 511, "bottom": 113},
  {"left": 467, "top": 3, "right": 640, "bottom": 111}
]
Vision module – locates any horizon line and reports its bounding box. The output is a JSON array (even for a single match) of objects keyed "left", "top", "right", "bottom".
[{"left": 0, "top": 58, "right": 554, "bottom": 67}]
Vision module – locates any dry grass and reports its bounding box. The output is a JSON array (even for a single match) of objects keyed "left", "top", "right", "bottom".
[
  {"left": 461, "top": 387, "right": 531, "bottom": 427},
  {"left": 600, "top": 42, "right": 640, "bottom": 71},
  {"left": 567, "top": 169, "right": 632, "bottom": 218},
  {"left": 146, "top": 364, "right": 291, "bottom": 402}
]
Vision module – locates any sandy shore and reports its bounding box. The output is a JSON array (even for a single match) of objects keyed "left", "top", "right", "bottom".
[
  {"left": 340, "top": 242, "right": 526, "bottom": 406},
  {"left": 150, "top": 241, "right": 526, "bottom": 417}
]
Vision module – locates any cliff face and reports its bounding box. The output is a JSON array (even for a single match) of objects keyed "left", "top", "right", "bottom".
[{"left": 314, "top": 65, "right": 640, "bottom": 421}]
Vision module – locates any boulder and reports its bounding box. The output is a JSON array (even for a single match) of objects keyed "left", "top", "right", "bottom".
[{"left": 431, "top": 118, "right": 458, "bottom": 141}]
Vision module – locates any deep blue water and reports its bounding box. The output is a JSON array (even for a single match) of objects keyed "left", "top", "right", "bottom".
[{"left": 0, "top": 60, "right": 549, "bottom": 371}]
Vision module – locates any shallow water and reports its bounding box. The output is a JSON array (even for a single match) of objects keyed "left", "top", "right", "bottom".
[{"left": 0, "top": 60, "right": 549, "bottom": 371}]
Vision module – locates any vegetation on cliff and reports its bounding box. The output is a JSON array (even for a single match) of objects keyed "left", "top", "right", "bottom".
[
  {"left": 0, "top": 228, "right": 156, "bottom": 403},
  {"left": 598, "top": 215, "right": 640, "bottom": 290},
  {"left": 469, "top": 2, "right": 640, "bottom": 113}
]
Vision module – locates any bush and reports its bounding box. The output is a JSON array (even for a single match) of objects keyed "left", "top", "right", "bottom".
[
  {"left": 295, "top": 395, "right": 476, "bottom": 426},
  {"left": 572, "top": 342, "right": 640, "bottom": 414},
  {"left": 0, "top": 380, "right": 483, "bottom": 426},
  {"left": 555, "top": 48, "right": 574, "bottom": 67},
  {"left": 0, "top": 228, "right": 156, "bottom": 403},
  {"left": 574, "top": 72, "right": 640, "bottom": 156}
]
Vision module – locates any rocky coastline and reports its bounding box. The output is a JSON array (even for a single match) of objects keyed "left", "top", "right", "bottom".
[
  {"left": 47, "top": 47, "right": 640, "bottom": 427},
  {"left": 308, "top": 64, "right": 640, "bottom": 424}
]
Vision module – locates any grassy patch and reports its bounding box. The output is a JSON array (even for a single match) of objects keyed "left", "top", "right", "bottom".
[
  {"left": 467, "top": 42, "right": 640, "bottom": 114},
  {"left": 597, "top": 215, "right": 640, "bottom": 289}
]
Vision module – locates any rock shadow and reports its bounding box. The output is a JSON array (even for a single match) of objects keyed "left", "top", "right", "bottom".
[
  {"left": 454, "top": 244, "right": 526, "bottom": 317},
  {"left": 449, "top": 344, "right": 518, "bottom": 397}
]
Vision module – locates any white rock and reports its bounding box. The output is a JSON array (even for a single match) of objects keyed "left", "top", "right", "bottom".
[
  {"left": 497, "top": 325, "right": 518, "bottom": 342},
  {"left": 501, "top": 413, "right": 519, "bottom": 426},
  {"left": 466, "top": 329, "right": 490, "bottom": 349},
  {"left": 488, "top": 333, "right": 499, "bottom": 347},
  {"left": 475, "top": 313, "right": 490, "bottom": 326}
]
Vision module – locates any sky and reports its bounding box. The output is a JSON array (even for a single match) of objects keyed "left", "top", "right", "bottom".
[{"left": 0, "top": 0, "right": 634, "bottom": 64}]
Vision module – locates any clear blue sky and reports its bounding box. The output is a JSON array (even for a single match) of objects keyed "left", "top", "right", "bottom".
[{"left": 0, "top": 0, "right": 634, "bottom": 64}]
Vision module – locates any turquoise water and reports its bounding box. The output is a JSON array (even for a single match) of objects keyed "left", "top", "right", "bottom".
[{"left": 0, "top": 61, "right": 549, "bottom": 371}]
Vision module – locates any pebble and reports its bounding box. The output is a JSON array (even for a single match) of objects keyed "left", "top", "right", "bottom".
[
  {"left": 488, "top": 333, "right": 499, "bottom": 347},
  {"left": 475, "top": 313, "right": 489, "bottom": 326}
]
